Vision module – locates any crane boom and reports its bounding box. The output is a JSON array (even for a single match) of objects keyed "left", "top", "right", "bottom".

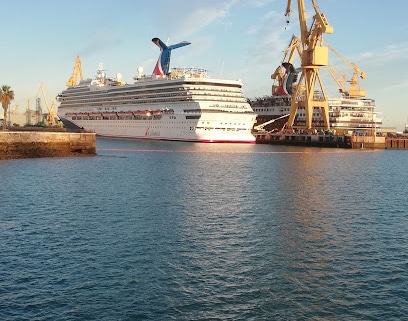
[
  {"left": 323, "top": 40, "right": 366, "bottom": 98},
  {"left": 285, "top": 0, "right": 308, "bottom": 49},
  {"left": 66, "top": 55, "right": 83, "bottom": 87},
  {"left": 35, "top": 82, "right": 57, "bottom": 126}
]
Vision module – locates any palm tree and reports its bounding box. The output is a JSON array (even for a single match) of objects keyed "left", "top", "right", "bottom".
[{"left": 0, "top": 85, "right": 15, "bottom": 130}]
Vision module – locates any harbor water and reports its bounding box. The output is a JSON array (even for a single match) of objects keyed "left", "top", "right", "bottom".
[{"left": 1, "top": 138, "right": 407, "bottom": 320}]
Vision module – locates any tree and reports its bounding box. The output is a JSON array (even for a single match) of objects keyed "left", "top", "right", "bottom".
[{"left": 0, "top": 85, "right": 15, "bottom": 130}]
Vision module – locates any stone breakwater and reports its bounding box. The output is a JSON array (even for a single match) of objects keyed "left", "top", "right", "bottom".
[{"left": 0, "top": 131, "right": 96, "bottom": 160}]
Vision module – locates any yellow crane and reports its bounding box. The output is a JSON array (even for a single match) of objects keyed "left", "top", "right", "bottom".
[
  {"left": 323, "top": 40, "right": 366, "bottom": 98},
  {"left": 35, "top": 82, "right": 57, "bottom": 126},
  {"left": 273, "top": 34, "right": 366, "bottom": 100},
  {"left": 285, "top": 0, "right": 333, "bottom": 130},
  {"left": 66, "top": 55, "right": 83, "bottom": 87},
  {"left": 273, "top": 33, "right": 367, "bottom": 99}
]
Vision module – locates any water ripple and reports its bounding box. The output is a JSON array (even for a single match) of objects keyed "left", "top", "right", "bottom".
[{"left": 0, "top": 140, "right": 407, "bottom": 320}]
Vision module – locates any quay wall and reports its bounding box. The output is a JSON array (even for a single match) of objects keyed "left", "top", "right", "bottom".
[
  {"left": 350, "top": 135, "right": 385, "bottom": 149},
  {"left": 255, "top": 133, "right": 387, "bottom": 149},
  {"left": 255, "top": 133, "right": 351, "bottom": 148},
  {"left": 385, "top": 137, "right": 408, "bottom": 149},
  {"left": 0, "top": 131, "right": 96, "bottom": 160}
]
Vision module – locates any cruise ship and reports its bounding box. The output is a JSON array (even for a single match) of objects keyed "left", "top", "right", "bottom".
[
  {"left": 250, "top": 63, "right": 382, "bottom": 134},
  {"left": 251, "top": 95, "right": 382, "bottom": 134},
  {"left": 57, "top": 38, "right": 257, "bottom": 143}
]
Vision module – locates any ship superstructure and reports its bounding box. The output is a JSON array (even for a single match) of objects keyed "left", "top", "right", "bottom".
[
  {"left": 57, "top": 38, "right": 256, "bottom": 143},
  {"left": 251, "top": 93, "right": 382, "bottom": 134}
]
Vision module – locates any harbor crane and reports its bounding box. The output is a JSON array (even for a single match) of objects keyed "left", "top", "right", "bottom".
[
  {"left": 66, "top": 55, "right": 83, "bottom": 87},
  {"left": 35, "top": 82, "right": 57, "bottom": 126},
  {"left": 285, "top": 0, "right": 333, "bottom": 130},
  {"left": 273, "top": 35, "right": 367, "bottom": 100},
  {"left": 323, "top": 40, "right": 366, "bottom": 98}
]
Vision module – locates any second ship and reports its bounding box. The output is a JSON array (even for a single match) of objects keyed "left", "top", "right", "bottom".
[
  {"left": 250, "top": 36, "right": 382, "bottom": 134},
  {"left": 57, "top": 38, "right": 257, "bottom": 143}
]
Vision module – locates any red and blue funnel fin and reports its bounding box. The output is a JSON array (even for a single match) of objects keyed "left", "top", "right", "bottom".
[
  {"left": 152, "top": 37, "right": 191, "bottom": 76},
  {"left": 276, "top": 62, "right": 298, "bottom": 95}
]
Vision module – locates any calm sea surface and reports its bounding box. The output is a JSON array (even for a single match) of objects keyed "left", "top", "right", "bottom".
[{"left": 1, "top": 138, "right": 407, "bottom": 320}]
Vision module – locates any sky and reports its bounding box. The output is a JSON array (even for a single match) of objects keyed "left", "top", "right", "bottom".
[{"left": 1, "top": 0, "right": 408, "bottom": 130}]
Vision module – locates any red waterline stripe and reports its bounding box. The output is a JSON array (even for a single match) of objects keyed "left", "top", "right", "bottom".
[{"left": 97, "top": 148, "right": 380, "bottom": 154}]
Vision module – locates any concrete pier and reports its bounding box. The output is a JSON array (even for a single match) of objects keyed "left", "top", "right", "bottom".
[{"left": 0, "top": 131, "right": 96, "bottom": 160}]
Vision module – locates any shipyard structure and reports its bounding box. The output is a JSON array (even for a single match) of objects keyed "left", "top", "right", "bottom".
[{"left": 249, "top": 0, "right": 400, "bottom": 148}]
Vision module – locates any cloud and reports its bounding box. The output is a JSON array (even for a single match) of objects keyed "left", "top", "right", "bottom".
[
  {"left": 153, "top": 0, "right": 276, "bottom": 38},
  {"left": 181, "top": 7, "right": 229, "bottom": 36},
  {"left": 358, "top": 44, "right": 408, "bottom": 66},
  {"left": 241, "top": 10, "right": 290, "bottom": 65},
  {"left": 383, "top": 81, "right": 408, "bottom": 91},
  {"left": 150, "top": 1, "right": 229, "bottom": 38},
  {"left": 80, "top": 29, "right": 124, "bottom": 58}
]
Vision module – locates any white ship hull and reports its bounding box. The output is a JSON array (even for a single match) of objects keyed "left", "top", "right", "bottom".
[{"left": 60, "top": 110, "right": 256, "bottom": 143}]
